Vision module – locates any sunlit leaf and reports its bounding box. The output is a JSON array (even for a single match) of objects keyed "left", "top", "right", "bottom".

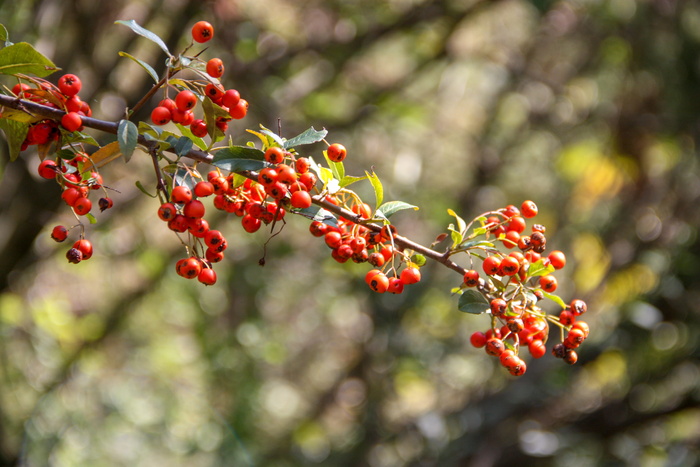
[
  {"left": 366, "top": 170, "right": 383, "bottom": 209},
  {"left": 376, "top": 201, "right": 418, "bottom": 219},
  {"left": 283, "top": 126, "right": 327, "bottom": 149},
  {"left": 295, "top": 205, "right": 338, "bottom": 226},
  {"left": 0, "top": 42, "right": 58, "bottom": 77},
  {"left": 84, "top": 141, "right": 122, "bottom": 170},
  {"left": 338, "top": 174, "right": 367, "bottom": 188},
  {"left": 175, "top": 124, "right": 207, "bottom": 151},
  {"left": 542, "top": 291, "right": 568, "bottom": 309},
  {"left": 527, "top": 259, "right": 555, "bottom": 278}
]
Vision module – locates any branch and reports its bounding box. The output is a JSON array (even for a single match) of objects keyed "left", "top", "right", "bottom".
[{"left": 1, "top": 94, "right": 463, "bottom": 275}]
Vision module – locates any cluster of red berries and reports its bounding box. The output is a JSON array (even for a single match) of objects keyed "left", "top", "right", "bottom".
[
  {"left": 37, "top": 151, "right": 111, "bottom": 263},
  {"left": 13, "top": 73, "right": 91, "bottom": 150},
  {"left": 150, "top": 22, "right": 247, "bottom": 135},
  {"left": 458, "top": 201, "right": 589, "bottom": 376}
]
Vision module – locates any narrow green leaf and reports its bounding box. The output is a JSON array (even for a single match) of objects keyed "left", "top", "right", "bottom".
[
  {"left": 323, "top": 150, "right": 345, "bottom": 180},
  {"left": 458, "top": 290, "right": 490, "bottom": 314},
  {"left": 0, "top": 42, "right": 58, "bottom": 77},
  {"left": 448, "top": 223, "right": 463, "bottom": 248},
  {"left": 202, "top": 96, "right": 229, "bottom": 141},
  {"left": 138, "top": 121, "right": 162, "bottom": 138},
  {"left": 366, "top": 170, "right": 383, "bottom": 209},
  {"left": 61, "top": 130, "right": 100, "bottom": 147},
  {"left": 447, "top": 208, "right": 467, "bottom": 235},
  {"left": 212, "top": 159, "right": 267, "bottom": 172},
  {"left": 117, "top": 119, "right": 138, "bottom": 163},
  {"left": 0, "top": 118, "right": 29, "bottom": 161},
  {"left": 135, "top": 180, "right": 157, "bottom": 198},
  {"left": 338, "top": 174, "right": 367, "bottom": 188},
  {"left": 0, "top": 24, "right": 9, "bottom": 46},
  {"left": 541, "top": 291, "right": 568, "bottom": 309},
  {"left": 376, "top": 200, "right": 418, "bottom": 219},
  {"left": 85, "top": 213, "right": 98, "bottom": 224},
  {"left": 283, "top": 126, "right": 327, "bottom": 149},
  {"left": 118, "top": 51, "right": 159, "bottom": 83},
  {"left": 115, "top": 20, "right": 172, "bottom": 57},
  {"left": 459, "top": 239, "right": 495, "bottom": 250}
]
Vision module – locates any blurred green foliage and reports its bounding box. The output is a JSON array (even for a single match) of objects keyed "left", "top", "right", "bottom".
[{"left": 1, "top": 0, "right": 699, "bottom": 466}]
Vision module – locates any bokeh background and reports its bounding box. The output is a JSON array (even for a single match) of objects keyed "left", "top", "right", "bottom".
[{"left": 1, "top": 0, "right": 699, "bottom": 466}]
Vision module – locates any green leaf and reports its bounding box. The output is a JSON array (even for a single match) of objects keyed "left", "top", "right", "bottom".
[
  {"left": 138, "top": 121, "right": 162, "bottom": 138},
  {"left": 0, "top": 107, "right": 43, "bottom": 124},
  {"left": 376, "top": 201, "right": 418, "bottom": 219},
  {"left": 85, "top": 213, "right": 97, "bottom": 224},
  {"left": 0, "top": 118, "right": 28, "bottom": 161},
  {"left": 60, "top": 130, "right": 100, "bottom": 147},
  {"left": 175, "top": 124, "right": 207, "bottom": 151},
  {"left": 323, "top": 150, "right": 345, "bottom": 180},
  {"left": 411, "top": 254, "right": 427, "bottom": 267},
  {"left": 366, "top": 170, "right": 383, "bottom": 209},
  {"left": 202, "top": 96, "right": 229, "bottom": 142},
  {"left": 118, "top": 51, "right": 159, "bottom": 83},
  {"left": 527, "top": 259, "right": 555, "bottom": 278},
  {"left": 0, "top": 42, "right": 58, "bottom": 77},
  {"left": 338, "top": 174, "right": 367, "bottom": 188},
  {"left": 459, "top": 239, "right": 495, "bottom": 250},
  {"left": 115, "top": 20, "right": 172, "bottom": 57},
  {"left": 174, "top": 167, "right": 198, "bottom": 191},
  {"left": 173, "top": 136, "right": 193, "bottom": 157},
  {"left": 256, "top": 126, "right": 286, "bottom": 147},
  {"left": 541, "top": 291, "right": 568, "bottom": 309},
  {"left": 0, "top": 24, "right": 10, "bottom": 46},
  {"left": 117, "top": 119, "right": 138, "bottom": 163},
  {"left": 212, "top": 146, "right": 267, "bottom": 173},
  {"left": 458, "top": 290, "right": 490, "bottom": 314},
  {"left": 135, "top": 180, "right": 157, "bottom": 198},
  {"left": 448, "top": 224, "right": 463, "bottom": 248},
  {"left": 295, "top": 205, "right": 338, "bottom": 227},
  {"left": 283, "top": 127, "right": 327, "bottom": 149},
  {"left": 447, "top": 208, "right": 467, "bottom": 235}
]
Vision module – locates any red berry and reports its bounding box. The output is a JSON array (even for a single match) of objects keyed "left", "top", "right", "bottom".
[
  {"left": 171, "top": 185, "right": 192, "bottom": 204},
  {"left": 73, "top": 239, "right": 93, "bottom": 260},
  {"left": 387, "top": 277, "right": 404, "bottom": 294},
  {"left": 194, "top": 181, "right": 215, "bottom": 197},
  {"left": 539, "top": 275, "right": 558, "bottom": 293},
  {"left": 206, "top": 58, "right": 224, "bottom": 78},
  {"left": 570, "top": 299, "right": 588, "bottom": 316},
  {"left": 506, "top": 216, "right": 526, "bottom": 233},
  {"left": 58, "top": 74, "right": 82, "bottom": 97},
  {"left": 66, "top": 248, "right": 83, "bottom": 264},
  {"left": 327, "top": 143, "right": 346, "bottom": 162},
  {"left": 73, "top": 197, "right": 92, "bottom": 216},
  {"left": 485, "top": 338, "right": 505, "bottom": 356},
  {"left": 151, "top": 106, "right": 171, "bottom": 125},
  {"left": 192, "top": 21, "right": 214, "bottom": 43},
  {"left": 51, "top": 225, "right": 68, "bottom": 242},
  {"left": 175, "top": 90, "right": 197, "bottom": 111},
  {"left": 61, "top": 112, "right": 82, "bottom": 132},
  {"left": 499, "top": 255, "right": 520, "bottom": 276},
  {"left": 290, "top": 190, "right": 312, "bottom": 209},
  {"left": 483, "top": 256, "right": 501, "bottom": 275},
  {"left": 198, "top": 268, "right": 217, "bottom": 285},
  {"left": 548, "top": 250, "right": 566, "bottom": 270},
  {"left": 229, "top": 99, "right": 248, "bottom": 119},
  {"left": 264, "top": 147, "right": 285, "bottom": 164},
  {"left": 204, "top": 84, "right": 224, "bottom": 102},
  {"left": 400, "top": 266, "right": 421, "bottom": 285},
  {"left": 528, "top": 340, "right": 547, "bottom": 359},
  {"left": 178, "top": 257, "right": 202, "bottom": 279},
  {"left": 521, "top": 200, "right": 538, "bottom": 218},
  {"left": 470, "top": 331, "right": 487, "bottom": 348},
  {"left": 490, "top": 298, "right": 507, "bottom": 317},
  {"left": 368, "top": 272, "right": 389, "bottom": 293},
  {"left": 463, "top": 270, "right": 480, "bottom": 287},
  {"left": 242, "top": 214, "right": 261, "bottom": 233},
  {"left": 38, "top": 159, "right": 58, "bottom": 179},
  {"left": 204, "top": 230, "right": 225, "bottom": 249},
  {"left": 222, "top": 89, "right": 240, "bottom": 108},
  {"left": 183, "top": 199, "right": 205, "bottom": 218},
  {"left": 158, "top": 202, "right": 177, "bottom": 221},
  {"left": 190, "top": 119, "right": 208, "bottom": 138}
]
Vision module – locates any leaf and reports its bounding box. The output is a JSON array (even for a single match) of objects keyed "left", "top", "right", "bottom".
[
  {"left": 85, "top": 141, "right": 122, "bottom": 169},
  {"left": 411, "top": 254, "right": 427, "bottom": 267},
  {"left": 115, "top": 20, "right": 172, "bottom": 57},
  {"left": 173, "top": 136, "right": 193, "bottom": 157},
  {"left": 117, "top": 119, "right": 138, "bottom": 163},
  {"left": 118, "top": 51, "right": 159, "bottom": 83},
  {"left": 448, "top": 224, "right": 463, "bottom": 248},
  {"left": 174, "top": 167, "right": 198, "bottom": 191},
  {"left": 202, "top": 96, "right": 229, "bottom": 141},
  {"left": 323, "top": 150, "right": 345, "bottom": 180},
  {"left": 541, "top": 291, "right": 568, "bottom": 309},
  {"left": 258, "top": 127, "right": 286, "bottom": 147},
  {"left": 366, "top": 170, "right": 383, "bottom": 209},
  {"left": 376, "top": 201, "right": 418, "bottom": 219},
  {"left": 0, "top": 42, "right": 58, "bottom": 77},
  {"left": 85, "top": 213, "right": 97, "bottom": 225},
  {"left": 0, "top": 24, "right": 10, "bottom": 46},
  {"left": 283, "top": 126, "right": 327, "bottom": 149},
  {"left": 61, "top": 130, "right": 100, "bottom": 147},
  {"left": 135, "top": 180, "right": 157, "bottom": 198},
  {"left": 447, "top": 208, "right": 467, "bottom": 235},
  {"left": 0, "top": 118, "right": 29, "bottom": 161},
  {"left": 0, "top": 107, "right": 42, "bottom": 124},
  {"left": 527, "top": 259, "right": 555, "bottom": 278},
  {"left": 458, "top": 290, "right": 490, "bottom": 314},
  {"left": 23, "top": 89, "right": 64, "bottom": 107},
  {"left": 175, "top": 124, "right": 207, "bottom": 151},
  {"left": 338, "top": 174, "right": 367, "bottom": 188},
  {"left": 212, "top": 146, "right": 267, "bottom": 173},
  {"left": 295, "top": 205, "right": 338, "bottom": 226},
  {"left": 459, "top": 239, "right": 495, "bottom": 250},
  {"left": 138, "top": 121, "right": 162, "bottom": 138}
]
